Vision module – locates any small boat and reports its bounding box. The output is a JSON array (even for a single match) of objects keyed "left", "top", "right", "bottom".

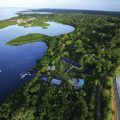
[
  {"left": 20, "top": 72, "right": 31, "bottom": 79},
  {"left": 0, "top": 69, "right": 2, "bottom": 73},
  {"left": 20, "top": 73, "right": 27, "bottom": 79},
  {"left": 27, "top": 72, "right": 31, "bottom": 76}
]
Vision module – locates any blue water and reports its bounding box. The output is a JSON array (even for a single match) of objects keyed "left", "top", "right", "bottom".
[
  {"left": 0, "top": 8, "right": 75, "bottom": 102},
  {"left": 0, "top": 8, "right": 26, "bottom": 21},
  {"left": 19, "top": 11, "right": 52, "bottom": 15}
]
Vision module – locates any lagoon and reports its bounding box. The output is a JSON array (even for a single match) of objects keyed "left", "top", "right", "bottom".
[{"left": 0, "top": 15, "right": 74, "bottom": 102}]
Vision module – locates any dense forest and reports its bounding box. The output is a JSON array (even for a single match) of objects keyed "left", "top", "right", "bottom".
[{"left": 0, "top": 11, "right": 120, "bottom": 120}]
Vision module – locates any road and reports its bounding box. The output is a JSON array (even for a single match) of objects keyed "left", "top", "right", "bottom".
[{"left": 114, "top": 76, "right": 120, "bottom": 120}]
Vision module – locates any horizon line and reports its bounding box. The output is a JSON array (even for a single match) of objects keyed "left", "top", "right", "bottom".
[{"left": 0, "top": 7, "right": 120, "bottom": 12}]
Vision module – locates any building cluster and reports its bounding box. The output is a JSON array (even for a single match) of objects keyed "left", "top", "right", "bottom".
[
  {"left": 41, "top": 76, "right": 84, "bottom": 89},
  {"left": 39, "top": 57, "right": 92, "bottom": 89},
  {"left": 11, "top": 18, "right": 36, "bottom": 25}
]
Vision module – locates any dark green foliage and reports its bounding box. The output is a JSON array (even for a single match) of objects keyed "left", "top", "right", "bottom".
[{"left": 0, "top": 12, "right": 120, "bottom": 120}]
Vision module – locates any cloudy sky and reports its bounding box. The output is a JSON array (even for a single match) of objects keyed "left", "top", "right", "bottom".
[{"left": 0, "top": 0, "right": 120, "bottom": 11}]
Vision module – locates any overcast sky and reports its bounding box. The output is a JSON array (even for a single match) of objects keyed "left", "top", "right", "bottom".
[{"left": 0, "top": 0, "right": 120, "bottom": 11}]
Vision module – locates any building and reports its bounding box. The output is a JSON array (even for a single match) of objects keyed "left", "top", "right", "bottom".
[
  {"left": 50, "top": 78, "right": 62, "bottom": 86},
  {"left": 71, "top": 78, "right": 85, "bottom": 89},
  {"left": 83, "top": 66, "right": 94, "bottom": 74},
  {"left": 27, "top": 18, "right": 36, "bottom": 22},
  {"left": 47, "top": 66, "right": 56, "bottom": 71},
  {"left": 16, "top": 19, "right": 27, "bottom": 24},
  {"left": 41, "top": 77, "right": 49, "bottom": 82},
  {"left": 61, "top": 57, "right": 82, "bottom": 68}
]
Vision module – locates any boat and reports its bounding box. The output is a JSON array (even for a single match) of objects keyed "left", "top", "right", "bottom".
[
  {"left": 0, "top": 69, "right": 2, "bottom": 73},
  {"left": 20, "top": 72, "right": 31, "bottom": 79}
]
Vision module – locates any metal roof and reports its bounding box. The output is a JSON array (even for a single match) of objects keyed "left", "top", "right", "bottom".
[
  {"left": 51, "top": 79, "right": 62, "bottom": 86},
  {"left": 73, "top": 78, "right": 85, "bottom": 88},
  {"left": 83, "top": 66, "right": 94, "bottom": 74},
  {"left": 61, "top": 57, "right": 81, "bottom": 68},
  {"left": 41, "top": 77, "right": 49, "bottom": 82}
]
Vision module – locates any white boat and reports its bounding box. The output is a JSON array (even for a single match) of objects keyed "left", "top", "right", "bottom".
[
  {"left": 27, "top": 72, "right": 31, "bottom": 76},
  {"left": 0, "top": 69, "right": 2, "bottom": 73},
  {"left": 20, "top": 72, "right": 31, "bottom": 79},
  {"left": 20, "top": 73, "right": 27, "bottom": 79}
]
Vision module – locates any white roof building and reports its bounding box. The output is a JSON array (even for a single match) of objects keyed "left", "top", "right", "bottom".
[
  {"left": 50, "top": 79, "right": 62, "bottom": 86},
  {"left": 47, "top": 66, "right": 56, "bottom": 71},
  {"left": 41, "top": 77, "right": 49, "bottom": 82},
  {"left": 70, "top": 78, "right": 85, "bottom": 89}
]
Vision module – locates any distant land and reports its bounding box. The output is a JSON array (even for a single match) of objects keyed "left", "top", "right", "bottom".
[{"left": 20, "top": 8, "right": 120, "bottom": 17}]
